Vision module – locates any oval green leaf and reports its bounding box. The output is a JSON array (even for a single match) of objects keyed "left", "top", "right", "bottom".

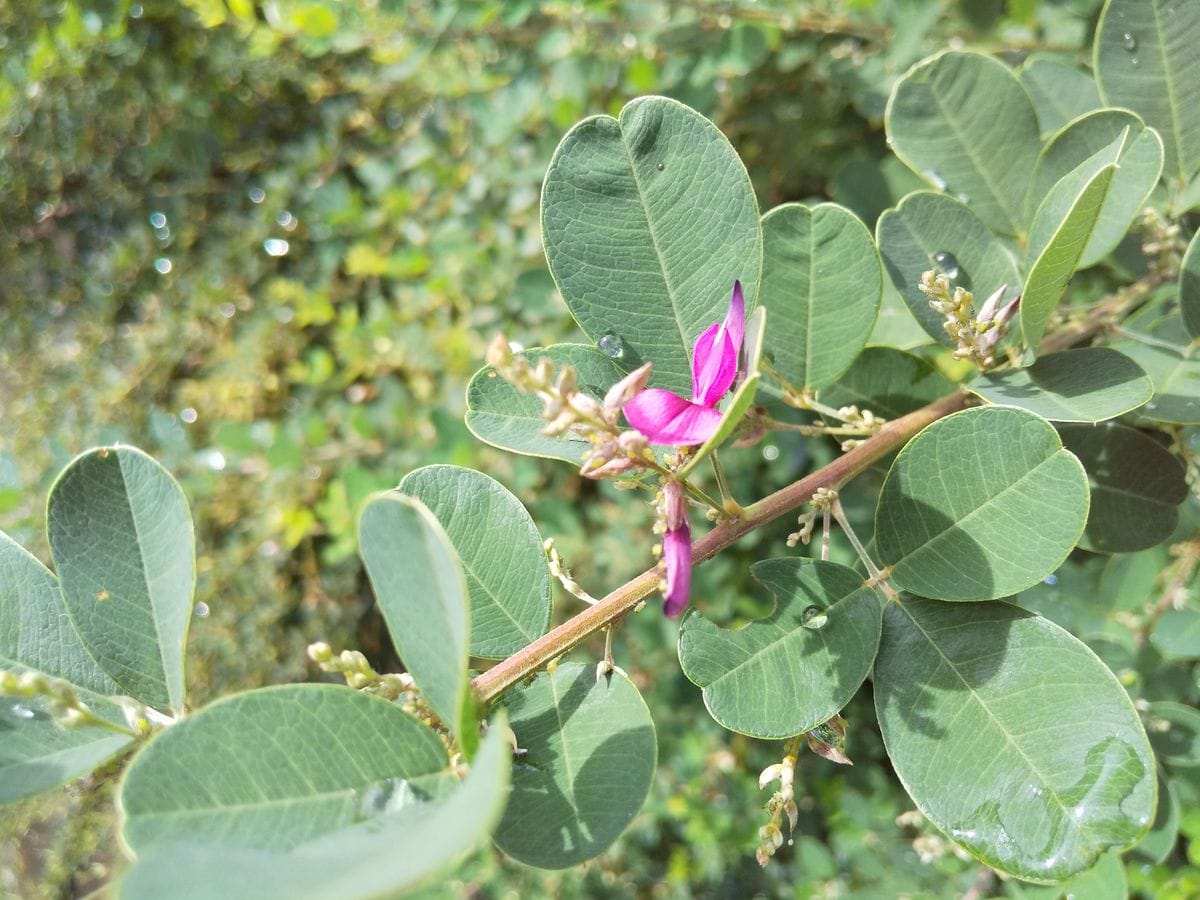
[
  {"left": 677, "top": 559, "right": 882, "bottom": 739},
  {"left": 821, "top": 346, "right": 956, "bottom": 420},
  {"left": 493, "top": 663, "right": 656, "bottom": 869},
  {"left": 119, "top": 709, "right": 511, "bottom": 900},
  {"left": 48, "top": 447, "right": 195, "bottom": 713},
  {"left": 877, "top": 191, "right": 1021, "bottom": 344},
  {"left": 1016, "top": 56, "right": 1103, "bottom": 137},
  {"left": 1095, "top": 0, "right": 1200, "bottom": 185},
  {"left": 541, "top": 96, "right": 762, "bottom": 395},
  {"left": 1147, "top": 701, "right": 1200, "bottom": 767},
  {"left": 465, "top": 344, "right": 624, "bottom": 464},
  {"left": 1027, "top": 110, "right": 1164, "bottom": 267},
  {"left": 1021, "top": 160, "right": 1119, "bottom": 351},
  {"left": 1179, "top": 228, "right": 1200, "bottom": 339},
  {"left": 874, "top": 598, "right": 1155, "bottom": 882},
  {"left": 359, "top": 493, "right": 472, "bottom": 746},
  {"left": 399, "top": 466, "right": 551, "bottom": 659},
  {"left": 759, "top": 203, "right": 882, "bottom": 390},
  {"left": 1058, "top": 421, "right": 1188, "bottom": 553},
  {"left": 120, "top": 684, "right": 451, "bottom": 853},
  {"left": 1150, "top": 607, "right": 1200, "bottom": 659},
  {"left": 1113, "top": 334, "right": 1200, "bottom": 425},
  {"left": 885, "top": 51, "right": 1042, "bottom": 237},
  {"left": 970, "top": 347, "right": 1153, "bottom": 423},
  {"left": 875, "top": 407, "right": 1090, "bottom": 601}
]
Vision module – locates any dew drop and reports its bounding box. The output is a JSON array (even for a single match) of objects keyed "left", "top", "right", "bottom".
[
  {"left": 263, "top": 237, "right": 290, "bottom": 257},
  {"left": 194, "top": 602, "right": 210, "bottom": 618},
  {"left": 801, "top": 605, "right": 828, "bottom": 630},
  {"left": 656, "top": 162, "right": 664, "bottom": 171},
  {"left": 1044, "top": 573, "right": 1058, "bottom": 585},
  {"left": 10, "top": 704, "right": 35, "bottom": 720},
  {"left": 1122, "top": 32, "right": 1137, "bottom": 51},
  {"left": 598, "top": 331, "right": 625, "bottom": 359},
  {"left": 932, "top": 250, "right": 959, "bottom": 279}
]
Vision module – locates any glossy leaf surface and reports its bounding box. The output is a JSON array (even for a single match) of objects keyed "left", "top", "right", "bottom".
[{"left": 875, "top": 599, "right": 1155, "bottom": 882}]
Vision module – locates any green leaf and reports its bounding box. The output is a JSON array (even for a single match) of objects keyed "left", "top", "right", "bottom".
[
  {"left": 875, "top": 599, "right": 1155, "bottom": 882},
  {"left": 121, "top": 684, "right": 450, "bottom": 852},
  {"left": 885, "top": 51, "right": 1042, "bottom": 236},
  {"left": 1150, "top": 607, "right": 1200, "bottom": 659},
  {"left": 541, "top": 96, "right": 762, "bottom": 395},
  {"left": 1095, "top": 0, "right": 1200, "bottom": 185},
  {"left": 876, "top": 192, "right": 1021, "bottom": 344},
  {"left": 493, "top": 663, "right": 656, "bottom": 869},
  {"left": 1179, "top": 228, "right": 1200, "bottom": 339},
  {"left": 970, "top": 348, "right": 1153, "bottom": 423},
  {"left": 677, "top": 559, "right": 882, "bottom": 739},
  {"left": 1007, "top": 851, "right": 1128, "bottom": 900},
  {"left": 759, "top": 203, "right": 882, "bottom": 390},
  {"left": 1020, "top": 160, "right": 1119, "bottom": 351},
  {"left": 1058, "top": 421, "right": 1188, "bottom": 553},
  {"left": 1100, "top": 545, "right": 1170, "bottom": 613},
  {"left": 1147, "top": 701, "right": 1200, "bottom": 767},
  {"left": 875, "top": 407, "right": 1090, "bottom": 601},
  {"left": 359, "top": 494, "right": 472, "bottom": 746},
  {"left": 1132, "top": 769, "right": 1179, "bottom": 863},
  {"left": 47, "top": 447, "right": 195, "bottom": 712},
  {"left": 1026, "top": 110, "right": 1163, "bottom": 267},
  {"left": 1112, "top": 335, "right": 1200, "bottom": 425},
  {"left": 675, "top": 306, "right": 765, "bottom": 479},
  {"left": 398, "top": 466, "right": 550, "bottom": 659},
  {"left": 1016, "top": 56, "right": 1103, "bottom": 137},
  {"left": 0, "top": 697, "right": 131, "bottom": 806},
  {"left": 120, "top": 706, "right": 511, "bottom": 900},
  {"left": 822, "top": 347, "right": 955, "bottom": 420},
  {"left": 465, "top": 344, "right": 624, "bottom": 464}
]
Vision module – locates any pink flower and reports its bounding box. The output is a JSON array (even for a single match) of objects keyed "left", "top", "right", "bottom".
[
  {"left": 623, "top": 282, "right": 746, "bottom": 446},
  {"left": 660, "top": 479, "right": 691, "bottom": 618}
]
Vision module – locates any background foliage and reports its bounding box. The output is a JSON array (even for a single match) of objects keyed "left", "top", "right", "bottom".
[{"left": 2, "top": 0, "right": 1197, "bottom": 896}]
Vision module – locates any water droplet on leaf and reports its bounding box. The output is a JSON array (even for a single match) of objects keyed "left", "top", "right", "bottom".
[
  {"left": 598, "top": 332, "right": 625, "bottom": 359},
  {"left": 801, "top": 605, "right": 828, "bottom": 630},
  {"left": 932, "top": 250, "right": 959, "bottom": 279},
  {"left": 1122, "top": 32, "right": 1137, "bottom": 51},
  {"left": 656, "top": 162, "right": 664, "bottom": 171},
  {"left": 10, "top": 704, "right": 35, "bottom": 720}
]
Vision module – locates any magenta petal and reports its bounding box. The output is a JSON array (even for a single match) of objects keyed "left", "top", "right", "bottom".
[
  {"left": 691, "top": 323, "right": 737, "bottom": 406},
  {"left": 725, "top": 280, "right": 746, "bottom": 353},
  {"left": 662, "top": 522, "right": 692, "bottom": 618},
  {"left": 624, "top": 389, "right": 725, "bottom": 446}
]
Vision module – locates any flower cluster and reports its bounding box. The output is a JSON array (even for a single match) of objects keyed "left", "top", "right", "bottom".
[
  {"left": 919, "top": 271, "right": 1019, "bottom": 368},
  {"left": 484, "top": 335, "right": 654, "bottom": 478}
]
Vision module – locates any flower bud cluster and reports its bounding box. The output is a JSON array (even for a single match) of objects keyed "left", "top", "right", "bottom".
[
  {"left": 756, "top": 740, "right": 801, "bottom": 867},
  {"left": 786, "top": 487, "right": 838, "bottom": 548},
  {"left": 544, "top": 538, "right": 598, "bottom": 606},
  {"left": 0, "top": 668, "right": 96, "bottom": 729},
  {"left": 307, "top": 642, "right": 415, "bottom": 701},
  {"left": 919, "top": 271, "right": 1018, "bottom": 369},
  {"left": 486, "top": 333, "right": 656, "bottom": 478}
]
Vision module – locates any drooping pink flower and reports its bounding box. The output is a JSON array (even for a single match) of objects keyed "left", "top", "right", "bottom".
[
  {"left": 660, "top": 479, "right": 691, "bottom": 617},
  {"left": 624, "top": 282, "right": 746, "bottom": 446}
]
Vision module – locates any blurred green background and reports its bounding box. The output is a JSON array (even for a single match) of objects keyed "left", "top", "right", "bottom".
[{"left": 2, "top": 1, "right": 1196, "bottom": 897}]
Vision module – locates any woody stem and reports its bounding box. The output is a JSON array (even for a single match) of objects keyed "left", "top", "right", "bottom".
[{"left": 471, "top": 390, "right": 968, "bottom": 704}]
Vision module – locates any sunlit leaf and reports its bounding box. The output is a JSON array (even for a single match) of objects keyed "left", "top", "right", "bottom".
[
  {"left": 678, "top": 559, "right": 881, "bottom": 739},
  {"left": 875, "top": 407, "right": 1089, "bottom": 600},
  {"left": 541, "top": 96, "right": 762, "bottom": 395},
  {"left": 493, "top": 664, "right": 656, "bottom": 869},
  {"left": 759, "top": 203, "right": 881, "bottom": 390},
  {"left": 875, "top": 599, "right": 1155, "bottom": 882},
  {"left": 399, "top": 466, "right": 551, "bottom": 659}
]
